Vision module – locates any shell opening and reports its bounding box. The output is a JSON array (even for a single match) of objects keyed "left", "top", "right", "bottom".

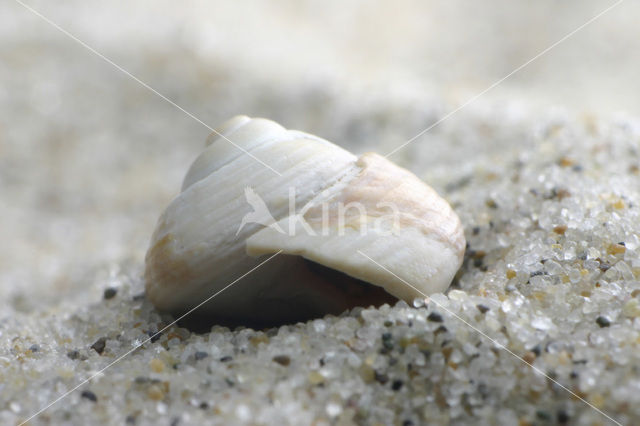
[{"left": 175, "top": 255, "right": 398, "bottom": 331}]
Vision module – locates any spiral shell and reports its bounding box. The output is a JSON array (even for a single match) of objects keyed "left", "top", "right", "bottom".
[{"left": 145, "top": 116, "right": 465, "bottom": 324}]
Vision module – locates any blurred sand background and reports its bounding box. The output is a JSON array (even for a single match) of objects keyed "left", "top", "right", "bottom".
[{"left": 1, "top": 0, "right": 639, "bottom": 310}]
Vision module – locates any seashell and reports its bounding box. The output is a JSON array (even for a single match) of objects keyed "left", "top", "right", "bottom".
[{"left": 145, "top": 116, "right": 465, "bottom": 324}]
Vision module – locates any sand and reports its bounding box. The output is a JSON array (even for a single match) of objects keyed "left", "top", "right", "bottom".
[{"left": 2, "top": 2, "right": 640, "bottom": 425}]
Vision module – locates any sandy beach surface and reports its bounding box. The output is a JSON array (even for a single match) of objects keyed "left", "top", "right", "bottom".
[{"left": 2, "top": 2, "right": 640, "bottom": 425}]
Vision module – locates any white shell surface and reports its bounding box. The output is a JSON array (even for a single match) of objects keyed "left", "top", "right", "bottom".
[
  {"left": 145, "top": 116, "right": 465, "bottom": 322},
  {"left": 247, "top": 152, "right": 465, "bottom": 302}
]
